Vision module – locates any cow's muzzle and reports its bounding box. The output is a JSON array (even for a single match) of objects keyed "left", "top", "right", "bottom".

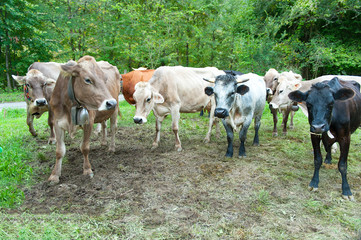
[
  {"left": 35, "top": 98, "right": 47, "bottom": 107},
  {"left": 133, "top": 116, "right": 147, "bottom": 124},
  {"left": 310, "top": 124, "right": 327, "bottom": 134},
  {"left": 98, "top": 99, "right": 117, "bottom": 111},
  {"left": 214, "top": 108, "right": 229, "bottom": 118}
]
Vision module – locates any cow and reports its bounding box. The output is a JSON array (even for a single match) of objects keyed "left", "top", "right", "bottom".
[
  {"left": 264, "top": 69, "right": 302, "bottom": 136},
  {"left": 132, "top": 66, "right": 225, "bottom": 151},
  {"left": 269, "top": 75, "right": 361, "bottom": 117},
  {"left": 204, "top": 73, "right": 266, "bottom": 157},
  {"left": 288, "top": 77, "right": 361, "bottom": 200},
  {"left": 12, "top": 62, "right": 64, "bottom": 143},
  {"left": 48, "top": 56, "right": 120, "bottom": 183},
  {"left": 121, "top": 68, "right": 155, "bottom": 105}
]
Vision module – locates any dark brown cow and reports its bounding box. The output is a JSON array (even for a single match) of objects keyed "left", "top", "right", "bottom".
[
  {"left": 121, "top": 68, "right": 155, "bottom": 105},
  {"left": 48, "top": 56, "right": 120, "bottom": 183},
  {"left": 289, "top": 77, "right": 361, "bottom": 200}
]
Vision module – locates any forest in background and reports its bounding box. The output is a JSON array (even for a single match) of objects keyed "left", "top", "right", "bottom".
[{"left": 1, "top": 0, "right": 361, "bottom": 90}]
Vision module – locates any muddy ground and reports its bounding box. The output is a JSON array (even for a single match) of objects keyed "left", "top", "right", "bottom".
[{"left": 6, "top": 113, "right": 361, "bottom": 238}]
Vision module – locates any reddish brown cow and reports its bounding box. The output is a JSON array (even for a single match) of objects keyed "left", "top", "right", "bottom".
[
  {"left": 48, "top": 56, "right": 120, "bottom": 183},
  {"left": 121, "top": 69, "right": 155, "bottom": 104}
]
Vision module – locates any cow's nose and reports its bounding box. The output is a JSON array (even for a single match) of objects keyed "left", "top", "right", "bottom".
[
  {"left": 214, "top": 108, "right": 229, "bottom": 118},
  {"left": 105, "top": 99, "right": 117, "bottom": 110},
  {"left": 269, "top": 103, "right": 278, "bottom": 110},
  {"left": 35, "top": 99, "right": 47, "bottom": 106},
  {"left": 133, "top": 117, "right": 143, "bottom": 124},
  {"left": 311, "top": 124, "right": 326, "bottom": 134}
]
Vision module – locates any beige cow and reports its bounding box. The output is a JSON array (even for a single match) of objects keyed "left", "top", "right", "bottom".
[
  {"left": 48, "top": 56, "right": 120, "bottom": 183},
  {"left": 132, "top": 66, "right": 224, "bottom": 151},
  {"left": 12, "top": 62, "right": 63, "bottom": 143}
]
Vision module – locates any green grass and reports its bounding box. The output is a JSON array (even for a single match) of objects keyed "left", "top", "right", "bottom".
[
  {"left": 0, "top": 89, "right": 24, "bottom": 103},
  {"left": 0, "top": 101, "right": 361, "bottom": 239}
]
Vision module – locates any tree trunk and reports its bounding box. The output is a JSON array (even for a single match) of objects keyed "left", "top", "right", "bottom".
[
  {"left": 186, "top": 42, "right": 189, "bottom": 67},
  {"left": 5, "top": 43, "right": 11, "bottom": 90}
]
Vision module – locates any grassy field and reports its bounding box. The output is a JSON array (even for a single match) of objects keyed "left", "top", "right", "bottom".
[
  {"left": 0, "top": 99, "right": 360, "bottom": 239},
  {"left": 0, "top": 90, "right": 24, "bottom": 103}
]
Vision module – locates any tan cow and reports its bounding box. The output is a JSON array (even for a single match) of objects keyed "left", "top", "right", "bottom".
[
  {"left": 264, "top": 69, "right": 302, "bottom": 136},
  {"left": 12, "top": 62, "right": 63, "bottom": 143},
  {"left": 133, "top": 66, "right": 224, "bottom": 151},
  {"left": 48, "top": 56, "right": 120, "bottom": 183}
]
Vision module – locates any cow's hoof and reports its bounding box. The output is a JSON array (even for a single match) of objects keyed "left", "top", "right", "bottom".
[
  {"left": 48, "top": 175, "right": 60, "bottom": 184},
  {"left": 109, "top": 146, "right": 115, "bottom": 152},
  {"left": 31, "top": 132, "right": 38, "bottom": 137},
  {"left": 101, "top": 141, "right": 107, "bottom": 146},
  {"left": 282, "top": 132, "right": 287, "bottom": 136},
  {"left": 238, "top": 155, "right": 246, "bottom": 158},
  {"left": 175, "top": 146, "right": 182, "bottom": 152},
  {"left": 308, "top": 186, "right": 318, "bottom": 192},
  {"left": 342, "top": 195, "right": 355, "bottom": 201},
  {"left": 83, "top": 169, "right": 94, "bottom": 178},
  {"left": 252, "top": 142, "right": 259, "bottom": 146},
  {"left": 203, "top": 137, "right": 210, "bottom": 143},
  {"left": 151, "top": 143, "right": 159, "bottom": 150},
  {"left": 272, "top": 132, "right": 278, "bottom": 137},
  {"left": 48, "top": 138, "right": 56, "bottom": 145},
  {"left": 289, "top": 125, "right": 294, "bottom": 130}
]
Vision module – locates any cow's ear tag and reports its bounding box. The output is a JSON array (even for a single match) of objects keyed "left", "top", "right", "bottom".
[{"left": 71, "top": 106, "right": 89, "bottom": 125}]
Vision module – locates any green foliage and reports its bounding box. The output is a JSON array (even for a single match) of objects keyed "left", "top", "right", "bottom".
[{"left": 1, "top": 0, "right": 361, "bottom": 89}]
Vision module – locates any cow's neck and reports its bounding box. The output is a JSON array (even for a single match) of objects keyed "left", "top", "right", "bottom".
[{"left": 67, "top": 76, "right": 82, "bottom": 107}]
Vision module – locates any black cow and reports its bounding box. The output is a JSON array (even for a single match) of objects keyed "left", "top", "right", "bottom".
[{"left": 288, "top": 77, "right": 361, "bottom": 200}]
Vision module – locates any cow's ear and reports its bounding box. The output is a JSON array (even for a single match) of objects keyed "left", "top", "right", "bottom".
[
  {"left": 45, "top": 78, "right": 57, "bottom": 86},
  {"left": 61, "top": 64, "right": 80, "bottom": 76},
  {"left": 236, "top": 85, "right": 249, "bottom": 95},
  {"left": 333, "top": 88, "right": 355, "bottom": 101},
  {"left": 12, "top": 75, "right": 26, "bottom": 85},
  {"left": 205, "top": 87, "right": 214, "bottom": 96},
  {"left": 292, "top": 82, "right": 302, "bottom": 91},
  {"left": 288, "top": 90, "right": 308, "bottom": 102},
  {"left": 153, "top": 92, "right": 164, "bottom": 104}
]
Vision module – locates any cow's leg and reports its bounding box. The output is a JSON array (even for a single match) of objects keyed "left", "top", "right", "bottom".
[
  {"left": 238, "top": 118, "right": 252, "bottom": 157},
  {"left": 338, "top": 135, "right": 353, "bottom": 200},
  {"left": 81, "top": 123, "right": 93, "bottom": 178},
  {"left": 289, "top": 110, "right": 295, "bottom": 130},
  {"left": 281, "top": 108, "right": 291, "bottom": 136},
  {"left": 171, "top": 106, "right": 182, "bottom": 151},
  {"left": 309, "top": 134, "right": 322, "bottom": 191},
  {"left": 47, "top": 108, "right": 56, "bottom": 144},
  {"left": 222, "top": 119, "right": 234, "bottom": 157},
  {"left": 93, "top": 123, "right": 102, "bottom": 136},
  {"left": 108, "top": 109, "right": 118, "bottom": 152},
  {"left": 204, "top": 98, "right": 217, "bottom": 142},
  {"left": 321, "top": 134, "right": 334, "bottom": 165},
  {"left": 270, "top": 106, "right": 278, "bottom": 137},
  {"left": 101, "top": 121, "right": 107, "bottom": 146},
  {"left": 27, "top": 110, "right": 37, "bottom": 137},
  {"left": 215, "top": 118, "right": 221, "bottom": 139},
  {"left": 152, "top": 116, "right": 164, "bottom": 149},
  {"left": 252, "top": 115, "right": 262, "bottom": 146},
  {"left": 48, "top": 123, "right": 65, "bottom": 183}
]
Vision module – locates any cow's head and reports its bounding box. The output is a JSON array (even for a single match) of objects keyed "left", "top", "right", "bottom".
[
  {"left": 269, "top": 72, "right": 302, "bottom": 110},
  {"left": 204, "top": 74, "right": 249, "bottom": 118},
  {"left": 289, "top": 77, "right": 355, "bottom": 134},
  {"left": 133, "top": 81, "right": 164, "bottom": 124},
  {"left": 12, "top": 69, "right": 56, "bottom": 117},
  {"left": 61, "top": 56, "right": 117, "bottom": 111}
]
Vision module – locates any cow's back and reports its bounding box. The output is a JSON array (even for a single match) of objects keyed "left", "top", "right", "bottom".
[
  {"left": 122, "top": 69, "right": 155, "bottom": 104},
  {"left": 28, "top": 62, "right": 62, "bottom": 80},
  {"left": 150, "top": 66, "right": 225, "bottom": 112}
]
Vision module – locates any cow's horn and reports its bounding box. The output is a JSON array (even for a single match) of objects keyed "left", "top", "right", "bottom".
[
  {"left": 203, "top": 78, "right": 215, "bottom": 83},
  {"left": 236, "top": 78, "right": 250, "bottom": 83}
]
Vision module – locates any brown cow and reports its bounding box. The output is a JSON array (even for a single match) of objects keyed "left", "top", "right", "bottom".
[
  {"left": 121, "top": 68, "right": 155, "bottom": 104},
  {"left": 48, "top": 56, "right": 120, "bottom": 183},
  {"left": 12, "top": 62, "right": 63, "bottom": 143}
]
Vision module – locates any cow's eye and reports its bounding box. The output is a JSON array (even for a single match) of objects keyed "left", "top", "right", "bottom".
[
  {"left": 279, "top": 90, "right": 283, "bottom": 94},
  {"left": 43, "top": 82, "right": 47, "bottom": 87},
  {"left": 84, "top": 78, "right": 92, "bottom": 84},
  {"left": 274, "top": 77, "right": 278, "bottom": 81},
  {"left": 146, "top": 97, "right": 151, "bottom": 103}
]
